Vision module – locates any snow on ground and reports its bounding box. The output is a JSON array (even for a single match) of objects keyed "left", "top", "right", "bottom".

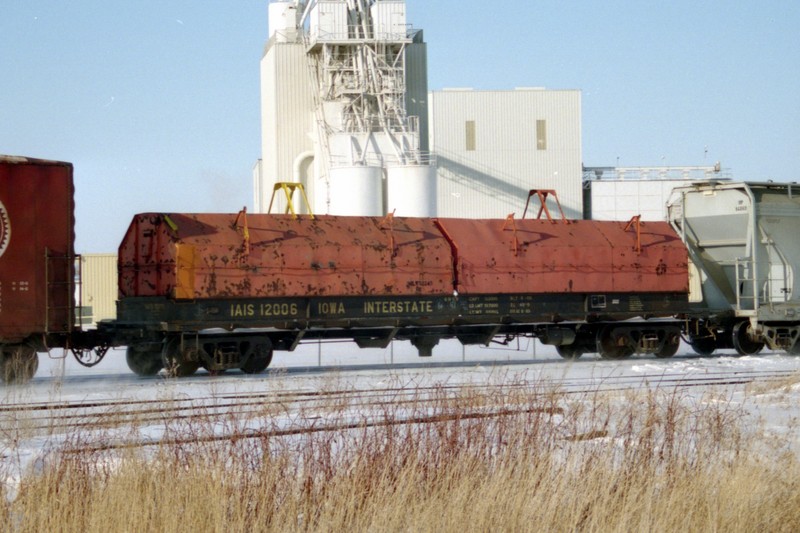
[
  {"left": 2, "top": 339, "right": 800, "bottom": 500},
  {"left": 10, "top": 338, "right": 800, "bottom": 438}
]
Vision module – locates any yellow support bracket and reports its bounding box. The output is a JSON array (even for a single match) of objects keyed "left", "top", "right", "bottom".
[{"left": 267, "top": 182, "right": 314, "bottom": 219}]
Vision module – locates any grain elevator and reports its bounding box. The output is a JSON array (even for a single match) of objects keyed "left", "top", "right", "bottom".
[{"left": 254, "top": 0, "right": 433, "bottom": 217}]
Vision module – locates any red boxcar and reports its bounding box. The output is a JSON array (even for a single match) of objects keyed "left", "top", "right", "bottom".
[{"left": 0, "top": 156, "right": 76, "bottom": 346}]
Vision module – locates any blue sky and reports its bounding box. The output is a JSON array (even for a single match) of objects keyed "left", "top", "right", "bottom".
[{"left": 1, "top": 1, "right": 798, "bottom": 251}]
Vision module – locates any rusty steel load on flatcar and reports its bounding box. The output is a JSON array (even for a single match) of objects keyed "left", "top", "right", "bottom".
[
  {"left": 118, "top": 212, "right": 454, "bottom": 299},
  {"left": 117, "top": 212, "right": 688, "bottom": 301},
  {"left": 433, "top": 217, "right": 688, "bottom": 295}
]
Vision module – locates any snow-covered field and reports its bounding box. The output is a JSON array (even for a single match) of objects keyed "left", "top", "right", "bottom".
[{"left": 3, "top": 339, "right": 800, "bottom": 500}]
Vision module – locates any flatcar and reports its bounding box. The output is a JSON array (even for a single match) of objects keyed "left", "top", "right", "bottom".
[
  {"left": 1, "top": 155, "right": 799, "bottom": 383},
  {"left": 107, "top": 203, "right": 688, "bottom": 376}
]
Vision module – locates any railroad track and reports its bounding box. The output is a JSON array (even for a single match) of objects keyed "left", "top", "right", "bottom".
[{"left": 2, "top": 365, "right": 796, "bottom": 453}]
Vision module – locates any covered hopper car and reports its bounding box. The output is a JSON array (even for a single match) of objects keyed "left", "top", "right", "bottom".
[
  {"left": 1, "top": 155, "right": 799, "bottom": 383},
  {"left": 668, "top": 181, "right": 800, "bottom": 356}
]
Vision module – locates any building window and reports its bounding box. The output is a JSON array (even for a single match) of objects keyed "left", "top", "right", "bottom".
[
  {"left": 465, "top": 120, "right": 476, "bottom": 151},
  {"left": 536, "top": 119, "right": 547, "bottom": 150}
]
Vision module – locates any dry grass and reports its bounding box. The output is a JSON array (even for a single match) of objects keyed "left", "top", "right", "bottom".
[
  {"left": 747, "top": 371, "right": 800, "bottom": 395},
  {"left": 2, "top": 376, "right": 800, "bottom": 532}
]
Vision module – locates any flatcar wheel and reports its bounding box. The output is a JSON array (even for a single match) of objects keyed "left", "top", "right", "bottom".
[
  {"left": 126, "top": 344, "right": 164, "bottom": 377},
  {"left": 162, "top": 338, "right": 201, "bottom": 378},
  {"left": 732, "top": 322, "right": 764, "bottom": 356},
  {"left": 241, "top": 341, "right": 274, "bottom": 374},
  {"left": 689, "top": 336, "right": 716, "bottom": 356},
  {"left": 555, "top": 344, "right": 583, "bottom": 360},
  {"left": 1, "top": 344, "right": 39, "bottom": 384},
  {"left": 596, "top": 327, "right": 635, "bottom": 360},
  {"left": 655, "top": 332, "right": 681, "bottom": 359}
]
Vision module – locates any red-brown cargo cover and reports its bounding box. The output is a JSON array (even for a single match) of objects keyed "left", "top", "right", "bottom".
[
  {"left": 435, "top": 218, "right": 688, "bottom": 295},
  {"left": 118, "top": 213, "right": 454, "bottom": 299},
  {"left": 0, "top": 156, "right": 75, "bottom": 343}
]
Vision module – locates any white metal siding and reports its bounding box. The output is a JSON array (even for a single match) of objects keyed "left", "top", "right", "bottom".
[
  {"left": 79, "top": 254, "right": 117, "bottom": 326},
  {"left": 429, "top": 89, "right": 582, "bottom": 219},
  {"left": 259, "top": 41, "right": 315, "bottom": 213},
  {"left": 590, "top": 180, "right": 691, "bottom": 221},
  {"left": 310, "top": 1, "right": 349, "bottom": 40},
  {"left": 371, "top": 1, "right": 407, "bottom": 40}
]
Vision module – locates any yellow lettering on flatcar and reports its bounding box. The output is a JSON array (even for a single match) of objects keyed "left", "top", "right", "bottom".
[
  {"left": 258, "top": 303, "right": 299, "bottom": 317},
  {"left": 230, "top": 302, "right": 299, "bottom": 318},
  {"left": 230, "top": 304, "right": 255, "bottom": 318},
  {"left": 363, "top": 300, "right": 433, "bottom": 315},
  {"left": 317, "top": 302, "right": 345, "bottom": 315}
]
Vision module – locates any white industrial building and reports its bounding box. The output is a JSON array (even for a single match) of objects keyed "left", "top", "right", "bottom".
[
  {"left": 584, "top": 165, "right": 727, "bottom": 221},
  {"left": 430, "top": 88, "right": 582, "bottom": 219}
]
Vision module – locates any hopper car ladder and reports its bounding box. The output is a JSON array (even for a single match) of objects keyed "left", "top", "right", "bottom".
[{"left": 734, "top": 258, "right": 758, "bottom": 316}]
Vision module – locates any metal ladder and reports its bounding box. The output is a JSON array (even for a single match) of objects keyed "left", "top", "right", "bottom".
[
  {"left": 734, "top": 257, "right": 758, "bottom": 315},
  {"left": 45, "top": 249, "right": 79, "bottom": 333}
]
